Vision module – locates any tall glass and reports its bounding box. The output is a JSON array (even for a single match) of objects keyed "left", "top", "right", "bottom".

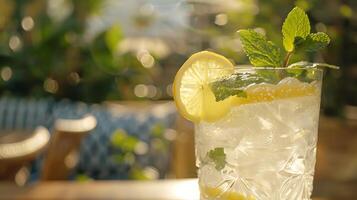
[{"left": 195, "top": 67, "right": 323, "bottom": 200}]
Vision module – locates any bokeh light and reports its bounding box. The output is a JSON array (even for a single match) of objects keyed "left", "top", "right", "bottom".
[
  {"left": 1, "top": 66, "right": 12, "bottom": 81},
  {"left": 137, "top": 51, "right": 155, "bottom": 68},
  {"left": 166, "top": 84, "right": 173, "bottom": 97},
  {"left": 43, "top": 78, "right": 59, "bottom": 94},
  {"left": 215, "top": 13, "right": 228, "bottom": 26},
  {"left": 146, "top": 85, "right": 157, "bottom": 98},
  {"left": 134, "top": 84, "right": 148, "bottom": 98},
  {"left": 134, "top": 141, "right": 149, "bottom": 155},
  {"left": 68, "top": 72, "right": 80, "bottom": 85},
  {"left": 9, "top": 36, "right": 22, "bottom": 51},
  {"left": 21, "top": 16, "right": 35, "bottom": 31},
  {"left": 143, "top": 166, "right": 159, "bottom": 180}
]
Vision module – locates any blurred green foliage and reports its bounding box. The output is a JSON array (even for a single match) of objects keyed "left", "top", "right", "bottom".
[
  {"left": 0, "top": 0, "right": 147, "bottom": 102},
  {"left": 110, "top": 123, "right": 173, "bottom": 180},
  {"left": 0, "top": 0, "right": 356, "bottom": 115},
  {"left": 75, "top": 174, "right": 93, "bottom": 182}
]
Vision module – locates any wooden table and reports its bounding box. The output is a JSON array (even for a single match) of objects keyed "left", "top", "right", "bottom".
[
  {"left": 1, "top": 179, "right": 353, "bottom": 200},
  {"left": 0, "top": 179, "right": 200, "bottom": 200}
]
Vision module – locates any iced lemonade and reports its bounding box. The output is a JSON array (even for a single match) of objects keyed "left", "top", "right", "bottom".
[
  {"left": 172, "top": 6, "right": 337, "bottom": 200},
  {"left": 196, "top": 75, "right": 322, "bottom": 200}
]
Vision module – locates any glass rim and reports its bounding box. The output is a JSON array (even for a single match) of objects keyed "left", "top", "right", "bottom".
[{"left": 209, "top": 65, "right": 324, "bottom": 72}]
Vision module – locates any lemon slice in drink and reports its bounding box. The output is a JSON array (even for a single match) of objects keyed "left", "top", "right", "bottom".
[
  {"left": 201, "top": 186, "right": 255, "bottom": 200},
  {"left": 231, "top": 78, "right": 317, "bottom": 106},
  {"left": 173, "top": 51, "right": 234, "bottom": 122}
]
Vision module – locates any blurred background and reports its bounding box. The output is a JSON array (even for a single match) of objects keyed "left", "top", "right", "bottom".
[
  {"left": 0, "top": 0, "right": 356, "bottom": 111},
  {"left": 0, "top": 0, "right": 356, "bottom": 199}
]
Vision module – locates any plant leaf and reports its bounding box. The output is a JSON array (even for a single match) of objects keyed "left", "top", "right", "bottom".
[
  {"left": 295, "top": 32, "right": 330, "bottom": 52},
  {"left": 282, "top": 7, "right": 311, "bottom": 52},
  {"left": 238, "top": 29, "right": 283, "bottom": 67},
  {"left": 210, "top": 72, "right": 268, "bottom": 101},
  {"left": 207, "top": 147, "right": 226, "bottom": 170}
]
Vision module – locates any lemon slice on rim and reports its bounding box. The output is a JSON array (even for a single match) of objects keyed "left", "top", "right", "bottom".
[{"left": 173, "top": 51, "right": 234, "bottom": 122}]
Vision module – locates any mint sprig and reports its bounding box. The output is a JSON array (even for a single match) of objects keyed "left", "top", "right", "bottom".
[
  {"left": 207, "top": 147, "right": 226, "bottom": 170},
  {"left": 210, "top": 6, "right": 338, "bottom": 102},
  {"left": 282, "top": 7, "right": 330, "bottom": 66},
  {"left": 238, "top": 6, "right": 331, "bottom": 68}
]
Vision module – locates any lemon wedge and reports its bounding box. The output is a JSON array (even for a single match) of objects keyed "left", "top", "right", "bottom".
[
  {"left": 201, "top": 186, "right": 255, "bottom": 200},
  {"left": 173, "top": 51, "right": 234, "bottom": 122}
]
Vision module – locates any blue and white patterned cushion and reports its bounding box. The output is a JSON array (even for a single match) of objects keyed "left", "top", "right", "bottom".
[
  {"left": 0, "top": 97, "right": 53, "bottom": 130},
  {"left": 0, "top": 97, "right": 177, "bottom": 180},
  {"left": 75, "top": 103, "right": 177, "bottom": 180},
  {"left": 0, "top": 97, "right": 55, "bottom": 181}
]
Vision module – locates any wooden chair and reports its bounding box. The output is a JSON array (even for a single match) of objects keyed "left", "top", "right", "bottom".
[
  {"left": 0, "top": 127, "right": 50, "bottom": 184},
  {"left": 171, "top": 115, "right": 196, "bottom": 178},
  {"left": 41, "top": 114, "right": 97, "bottom": 181}
]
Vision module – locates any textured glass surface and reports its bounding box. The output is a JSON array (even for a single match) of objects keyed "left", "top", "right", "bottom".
[{"left": 195, "top": 68, "right": 323, "bottom": 200}]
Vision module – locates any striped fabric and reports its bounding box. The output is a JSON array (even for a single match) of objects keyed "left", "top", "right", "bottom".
[
  {"left": 0, "top": 97, "right": 53, "bottom": 131},
  {"left": 0, "top": 97, "right": 177, "bottom": 181}
]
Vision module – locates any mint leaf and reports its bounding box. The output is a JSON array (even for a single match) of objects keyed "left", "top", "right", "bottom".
[
  {"left": 210, "top": 85, "right": 246, "bottom": 102},
  {"left": 238, "top": 29, "right": 283, "bottom": 68},
  {"left": 295, "top": 32, "right": 330, "bottom": 52},
  {"left": 236, "top": 7, "right": 335, "bottom": 71},
  {"left": 210, "top": 73, "right": 268, "bottom": 101},
  {"left": 207, "top": 147, "right": 226, "bottom": 170},
  {"left": 282, "top": 7, "right": 310, "bottom": 52}
]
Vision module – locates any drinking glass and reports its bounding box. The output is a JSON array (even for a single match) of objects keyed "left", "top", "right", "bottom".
[{"left": 196, "top": 67, "right": 323, "bottom": 200}]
